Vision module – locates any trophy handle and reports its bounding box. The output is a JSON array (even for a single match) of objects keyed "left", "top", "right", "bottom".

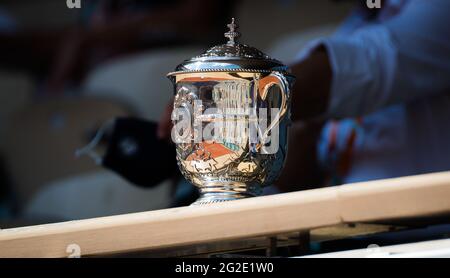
[{"left": 257, "top": 72, "right": 290, "bottom": 149}]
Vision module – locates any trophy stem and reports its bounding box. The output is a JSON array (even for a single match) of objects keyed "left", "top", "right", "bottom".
[{"left": 191, "top": 182, "right": 261, "bottom": 205}]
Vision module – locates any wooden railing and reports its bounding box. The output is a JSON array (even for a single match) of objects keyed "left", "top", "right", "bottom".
[{"left": 1, "top": 171, "right": 449, "bottom": 257}]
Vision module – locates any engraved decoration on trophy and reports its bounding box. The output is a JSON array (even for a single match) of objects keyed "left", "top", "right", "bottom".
[{"left": 168, "top": 18, "right": 294, "bottom": 205}]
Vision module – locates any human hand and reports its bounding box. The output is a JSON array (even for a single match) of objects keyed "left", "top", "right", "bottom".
[
  {"left": 289, "top": 46, "right": 332, "bottom": 121},
  {"left": 276, "top": 119, "right": 326, "bottom": 192}
]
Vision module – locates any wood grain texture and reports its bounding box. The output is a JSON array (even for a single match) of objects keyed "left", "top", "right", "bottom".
[{"left": 1, "top": 171, "right": 449, "bottom": 258}]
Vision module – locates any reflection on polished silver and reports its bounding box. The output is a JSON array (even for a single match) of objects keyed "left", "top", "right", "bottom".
[{"left": 167, "top": 19, "right": 295, "bottom": 205}]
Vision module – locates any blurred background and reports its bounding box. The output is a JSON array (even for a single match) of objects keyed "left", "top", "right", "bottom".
[{"left": 0, "top": 0, "right": 355, "bottom": 227}]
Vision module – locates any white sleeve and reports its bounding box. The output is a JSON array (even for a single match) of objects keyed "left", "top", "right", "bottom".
[{"left": 317, "top": 0, "right": 450, "bottom": 118}]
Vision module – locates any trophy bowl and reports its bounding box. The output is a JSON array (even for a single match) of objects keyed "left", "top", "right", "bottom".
[{"left": 167, "top": 19, "right": 294, "bottom": 205}]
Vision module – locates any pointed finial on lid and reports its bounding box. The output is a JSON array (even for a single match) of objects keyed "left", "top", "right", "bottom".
[{"left": 224, "top": 18, "right": 240, "bottom": 45}]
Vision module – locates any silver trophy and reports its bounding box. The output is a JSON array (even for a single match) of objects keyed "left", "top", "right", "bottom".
[{"left": 167, "top": 19, "right": 294, "bottom": 205}]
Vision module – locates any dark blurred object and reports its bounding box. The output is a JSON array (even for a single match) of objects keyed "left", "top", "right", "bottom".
[
  {"left": 102, "top": 117, "right": 179, "bottom": 187},
  {"left": 99, "top": 117, "right": 199, "bottom": 207},
  {"left": 170, "top": 178, "right": 199, "bottom": 208},
  {"left": 331, "top": 0, "right": 382, "bottom": 19},
  {"left": 0, "top": 154, "right": 15, "bottom": 218},
  {"left": 0, "top": 155, "right": 10, "bottom": 201}
]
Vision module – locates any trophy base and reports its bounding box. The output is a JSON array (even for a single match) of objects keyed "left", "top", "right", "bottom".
[{"left": 191, "top": 182, "right": 261, "bottom": 205}]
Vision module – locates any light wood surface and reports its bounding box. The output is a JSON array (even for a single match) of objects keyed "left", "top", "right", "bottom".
[
  {"left": 301, "top": 238, "right": 450, "bottom": 258},
  {"left": 1, "top": 171, "right": 449, "bottom": 258}
]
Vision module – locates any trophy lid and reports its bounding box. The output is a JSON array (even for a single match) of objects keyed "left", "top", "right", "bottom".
[{"left": 167, "top": 18, "right": 288, "bottom": 76}]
